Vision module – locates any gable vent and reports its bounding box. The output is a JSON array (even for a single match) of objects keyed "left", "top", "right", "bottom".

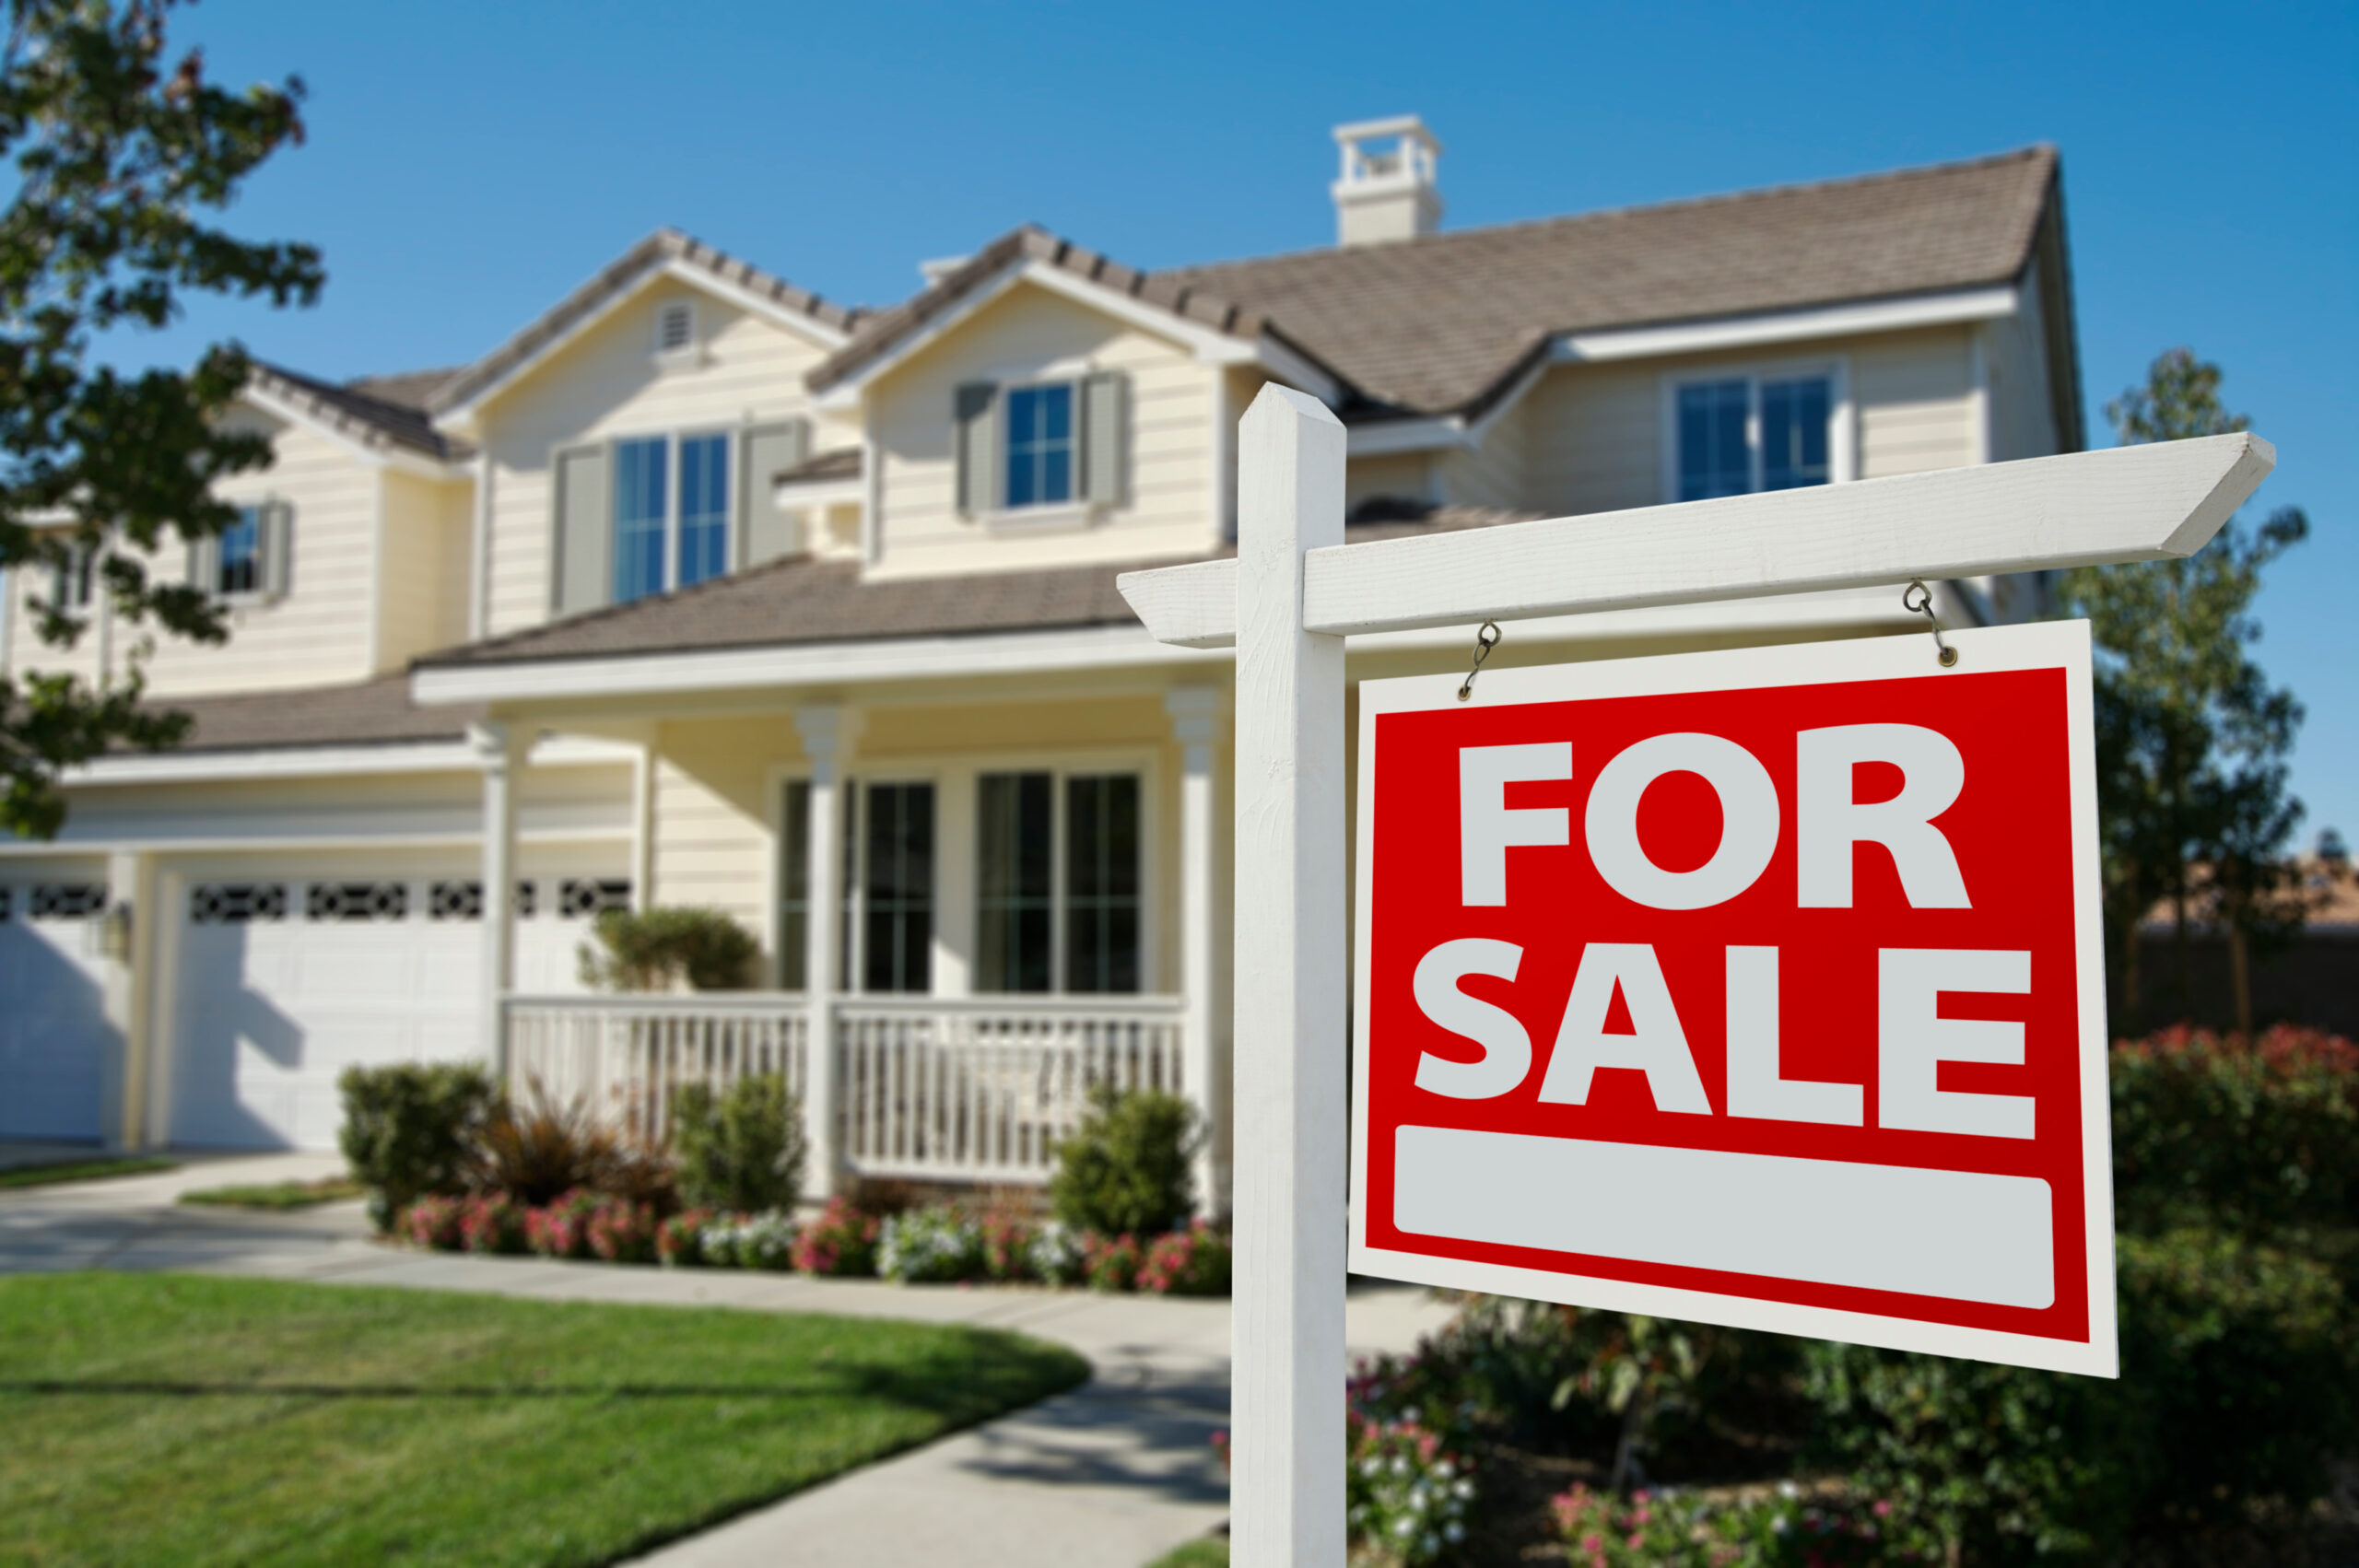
[{"left": 655, "top": 299, "right": 695, "bottom": 355}]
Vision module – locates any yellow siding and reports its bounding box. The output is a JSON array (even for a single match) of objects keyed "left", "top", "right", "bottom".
[
  {"left": 648, "top": 715, "right": 785, "bottom": 948},
  {"left": 1523, "top": 326, "right": 1984, "bottom": 514},
  {"left": 1524, "top": 360, "right": 1662, "bottom": 517},
  {"left": 3, "top": 414, "right": 388, "bottom": 697},
  {"left": 476, "top": 284, "right": 839, "bottom": 638},
  {"left": 1437, "top": 396, "right": 1530, "bottom": 511},
  {"left": 376, "top": 469, "right": 473, "bottom": 667},
  {"left": 1986, "top": 260, "right": 2060, "bottom": 463},
  {"left": 1854, "top": 327, "right": 1979, "bottom": 479},
  {"left": 865, "top": 280, "right": 1219, "bottom": 579}
]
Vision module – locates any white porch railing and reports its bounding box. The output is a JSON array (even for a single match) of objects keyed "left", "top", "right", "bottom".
[
  {"left": 502, "top": 994, "right": 810, "bottom": 1146},
  {"left": 499, "top": 992, "right": 1189, "bottom": 1184},
  {"left": 837, "top": 996, "right": 1187, "bottom": 1182}
]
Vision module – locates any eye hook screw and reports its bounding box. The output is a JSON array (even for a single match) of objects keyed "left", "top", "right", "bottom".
[
  {"left": 1903, "top": 579, "right": 1959, "bottom": 668},
  {"left": 1457, "top": 621, "right": 1503, "bottom": 702}
]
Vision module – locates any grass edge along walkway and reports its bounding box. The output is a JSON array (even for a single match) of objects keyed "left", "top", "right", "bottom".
[
  {"left": 0, "top": 1270, "right": 1089, "bottom": 1568},
  {"left": 0, "top": 1155, "right": 177, "bottom": 1189}
]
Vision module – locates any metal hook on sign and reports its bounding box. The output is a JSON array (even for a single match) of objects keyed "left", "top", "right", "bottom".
[
  {"left": 1457, "top": 621, "right": 1502, "bottom": 703},
  {"left": 1902, "top": 579, "right": 1958, "bottom": 668}
]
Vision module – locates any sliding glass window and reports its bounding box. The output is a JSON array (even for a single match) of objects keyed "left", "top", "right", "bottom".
[
  {"left": 862, "top": 781, "right": 933, "bottom": 994},
  {"left": 977, "top": 772, "right": 1053, "bottom": 992},
  {"left": 1064, "top": 774, "right": 1140, "bottom": 994}
]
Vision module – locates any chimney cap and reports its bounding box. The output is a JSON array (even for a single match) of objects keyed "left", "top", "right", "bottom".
[{"left": 1332, "top": 114, "right": 1442, "bottom": 153}]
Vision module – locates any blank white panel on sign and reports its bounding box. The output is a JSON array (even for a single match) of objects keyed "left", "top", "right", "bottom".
[{"left": 1393, "top": 1125, "right": 2055, "bottom": 1310}]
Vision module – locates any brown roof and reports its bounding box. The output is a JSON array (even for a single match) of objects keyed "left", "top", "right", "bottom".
[
  {"left": 418, "top": 504, "right": 1539, "bottom": 670},
  {"left": 813, "top": 146, "right": 2060, "bottom": 418},
  {"left": 428, "top": 228, "right": 866, "bottom": 418},
  {"left": 776, "top": 446, "right": 863, "bottom": 484},
  {"left": 158, "top": 672, "right": 483, "bottom": 752},
  {"left": 248, "top": 362, "right": 472, "bottom": 462}
]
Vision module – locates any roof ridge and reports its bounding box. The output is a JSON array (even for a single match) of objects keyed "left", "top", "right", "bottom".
[{"left": 1170, "top": 144, "right": 2058, "bottom": 277}]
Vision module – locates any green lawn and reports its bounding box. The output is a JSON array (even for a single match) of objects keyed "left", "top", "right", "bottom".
[
  {"left": 0, "top": 1272, "right": 1089, "bottom": 1568},
  {"left": 0, "top": 1155, "right": 176, "bottom": 1189},
  {"left": 1145, "top": 1538, "right": 1229, "bottom": 1567},
  {"left": 176, "top": 1176, "right": 365, "bottom": 1210}
]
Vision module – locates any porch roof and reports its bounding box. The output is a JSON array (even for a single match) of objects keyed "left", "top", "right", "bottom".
[
  {"left": 412, "top": 504, "right": 1539, "bottom": 673},
  {"left": 155, "top": 671, "right": 484, "bottom": 752}
]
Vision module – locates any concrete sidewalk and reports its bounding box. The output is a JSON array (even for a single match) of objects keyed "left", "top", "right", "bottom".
[{"left": 0, "top": 1153, "right": 1453, "bottom": 1567}]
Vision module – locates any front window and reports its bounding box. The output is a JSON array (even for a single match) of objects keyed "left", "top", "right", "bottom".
[
  {"left": 1675, "top": 372, "right": 1836, "bottom": 502},
  {"left": 217, "top": 507, "right": 262, "bottom": 596},
  {"left": 49, "top": 543, "right": 95, "bottom": 614},
  {"left": 612, "top": 431, "right": 731, "bottom": 605},
  {"left": 975, "top": 768, "right": 1141, "bottom": 995},
  {"left": 614, "top": 437, "right": 668, "bottom": 604},
  {"left": 1003, "top": 383, "right": 1074, "bottom": 509},
  {"left": 861, "top": 781, "right": 934, "bottom": 994},
  {"left": 678, "top": 433, "right": 729, "bottom": 588}
]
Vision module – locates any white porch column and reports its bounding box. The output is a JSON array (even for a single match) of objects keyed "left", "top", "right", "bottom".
[
  {"left": 796, "top": 705, "right": 862, "bottom": 1197},
  {"left": 1230, "top": 386, "right": 1348, "bottom": 1568},
  {"left": 1165, "top": 685, "right": 1227, "bottom": 1218},
  {"left": 470, "top": 722, "right": 522, "bottom": 1079}
]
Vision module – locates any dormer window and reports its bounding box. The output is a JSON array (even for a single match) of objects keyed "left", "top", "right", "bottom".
[
  {"left": 1671, "top": 369, "right": 1844, "bottom": 502},
  {"left": 1003, "top": 384, "right": 1074, "bottom": 509},
  {"left": 187, "top": 503, "right": 293, "bottom": 603},
  {"left": 654, "top": 299, "right": 696, "bottom": 359}
]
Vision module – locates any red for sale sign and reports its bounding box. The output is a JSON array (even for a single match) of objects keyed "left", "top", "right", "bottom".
[{"left": 1349, "top": 622, "right": 2116, "bottom": 1375}]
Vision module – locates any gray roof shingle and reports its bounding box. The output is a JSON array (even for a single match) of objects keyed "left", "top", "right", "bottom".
[
  {"left": 814, "top": 146, "right": 2059, "bottom": 418},
  {"left": 158, "top": 672, "right": 483, "bottom": 752},
  {"left": 417, "top": 505, "right": 1540, "bottom": 671}
]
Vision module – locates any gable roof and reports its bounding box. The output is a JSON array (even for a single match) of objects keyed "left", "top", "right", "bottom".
[
  {"left": 812, "top": 146, "right": 2060, "bottom": 419},
  {"left": 245, "top": 361, "right": 473, "bottom": 462},
  {"left": 426, "top": 228, "right": 867, "bottom": 423}
]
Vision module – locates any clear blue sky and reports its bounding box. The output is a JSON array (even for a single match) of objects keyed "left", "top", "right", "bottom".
[{"left": 146, "top": 0, "right": 2355, "bottom": 840}]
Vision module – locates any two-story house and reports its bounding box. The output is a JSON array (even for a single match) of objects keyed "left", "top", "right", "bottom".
[{"left": 0, "top": 125, "right": 2081, "bottom": 1211}]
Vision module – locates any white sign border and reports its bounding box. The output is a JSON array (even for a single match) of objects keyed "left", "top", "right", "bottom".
[{"left": 1348, "top": 621, "right": 2118, "bottom": 1377}]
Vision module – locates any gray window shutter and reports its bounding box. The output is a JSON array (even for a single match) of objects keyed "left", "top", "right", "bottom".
[
  {"left": 260, "top": 501, "right": 294, "bottom": 600},
  {"left": 552, "top": 443, "right": 611, "bottom": 615},
  {"left": 954, "top": 382, "right": 998, "bottom": 518},
  {"left": 186, "top": 532, "right": 219, "bottom": 598},
  {"left": 1080, "top": 372, "right": 1128, "bottom": 508},
  {"left": 739, "top": 419, "right": 811, "bottom": 568}
]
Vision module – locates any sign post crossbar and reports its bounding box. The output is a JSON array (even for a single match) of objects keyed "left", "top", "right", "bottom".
[{"left": 1116, "top": 386, "right": 2275, "bottom": 1568}]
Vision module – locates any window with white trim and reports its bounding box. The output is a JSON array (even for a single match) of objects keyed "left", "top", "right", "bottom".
[
  {"left": 775, "top": 778, "right": 936, "bottom": 996},
  {"left": 1003, "top": 383, "right": 1074, "bottom": 509},
  {"left": 976, "top": 769, "right": 1141, "bottom": 995},
  {"left": 1674, "top": 372, "right": 1835, "bottom": 501},
  {"left": 217, "top": 506, "right": 263, "bottom": 597},
  {"left": 612, "top": 431, "right": 731, "bottom": 605},
  {"left": 48, "top": 542, "right": 95, "bottom": 615}
]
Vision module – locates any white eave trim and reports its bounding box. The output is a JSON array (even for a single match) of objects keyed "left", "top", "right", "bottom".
[
  {"left": 770, "top": 475, "right": 866, "bottom": 510},
  {"left": 814, "top": 258, "right": 1340, "bottom": 411},
  {"left": 434, "top": 257, "right": 851, "bottom": 436},
  {"left": 1553, "top": 285, "right": 2021, "bottom": 365},
  {"left": 63, "top": 732, "right": 637, "bottom": 787},
  {"left": 1346, "top": 355, "right": 1552, "bottom": 457},
  {"left": 414, "top": 623, "right": 1226, "bottom": 705}
]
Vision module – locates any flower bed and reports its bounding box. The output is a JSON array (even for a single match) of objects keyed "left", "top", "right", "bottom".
[{"left": 394, "top": 1193, "right": 1231, "bottom": 1293}]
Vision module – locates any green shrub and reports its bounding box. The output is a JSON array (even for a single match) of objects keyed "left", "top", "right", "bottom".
[
  {"left": 669, "top": 1073, "right": 805, "bottom": 1213},
  {"left": 2111, "top": 1024, "right": 2359, "bottom": 1238},
  {"left": 1048, "top": 1085, "right": 1198, "bottom": 1235},
  {"left": 579, "top": 906, "right": 758, "bottom": 991},
  {"left": 337, "top": 1062, "right": 497, "bottom": 1230}
]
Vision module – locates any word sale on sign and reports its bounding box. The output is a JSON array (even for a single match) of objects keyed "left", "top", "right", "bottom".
[{"left": 1348, "top": 622, "right": 2116, "bottom": 1376}]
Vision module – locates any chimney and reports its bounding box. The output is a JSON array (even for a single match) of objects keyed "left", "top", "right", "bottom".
[{"left": 1332, "top": 116, "right": 1442, "bottom": 247}]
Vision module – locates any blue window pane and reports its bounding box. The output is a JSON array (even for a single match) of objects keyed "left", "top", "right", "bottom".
[
  {"left": 1677, "top": 380, "right": 1750, "bottom": 501},
  {"left": 677, "top": 433, "right": 729, "bottom": 587},
  {"left": 217, "top": 507, "right": 261, "bottom": 595},
  {"left": 1762, "top": 377, "right": 1832, "bottom": 490},
  {"left": 613, "top": 437, "right": 668, "bottom": 603},
  {"left": 1003, "top": 383, "right": 1074, "bottom": 509}
]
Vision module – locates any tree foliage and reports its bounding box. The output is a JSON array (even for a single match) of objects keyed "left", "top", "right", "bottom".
[
  {"left": 2056, "top": 348, "right": 2309, "bottom": 1030},
  {"left": 0, "top": 0, "right": 320, "bottom": 838}
]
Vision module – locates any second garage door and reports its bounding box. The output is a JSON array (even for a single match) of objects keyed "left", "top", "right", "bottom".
[{"left": 168, "top": 871, "right": 619, "bottom": 1151}]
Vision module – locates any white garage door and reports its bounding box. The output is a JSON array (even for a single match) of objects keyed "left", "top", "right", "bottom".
[
  {"left": 0, "top": 881, "right": 112, "bottom": 1141},
  {"left": 169, "top": 872, "right": 621, "bottom": 1151}
]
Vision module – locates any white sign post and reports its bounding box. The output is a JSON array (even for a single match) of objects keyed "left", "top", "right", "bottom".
[{"left": 1118, "top": 385, "right": 2274, "bottom": 1568}]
